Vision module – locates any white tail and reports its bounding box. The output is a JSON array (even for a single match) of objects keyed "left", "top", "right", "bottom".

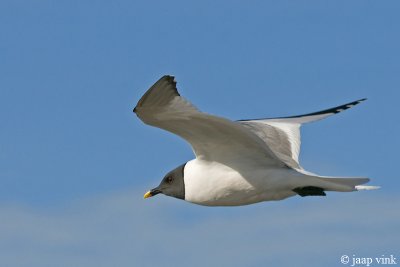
[
  {"left": 355, "top": 185, "right": 381, "bottom": 190},
  {"left": 299, "top": 172, "right": 379, "bottom": 192}
]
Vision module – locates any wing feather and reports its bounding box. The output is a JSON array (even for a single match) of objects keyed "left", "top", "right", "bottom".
[
  {"left": 238, "top": 99, "right": 366, "bottom": 169},
  {"left": 134, "top": 75, "right": 284, "bottom": 167}
]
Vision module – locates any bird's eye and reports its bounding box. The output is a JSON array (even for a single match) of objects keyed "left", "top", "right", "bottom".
[{"left": 166, "top": 176, "right": 173, "bottom": 184}]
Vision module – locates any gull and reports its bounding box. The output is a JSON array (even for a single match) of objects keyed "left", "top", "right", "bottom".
[{"left": 134, "top": 75, "right": 378, "bottom": 206}]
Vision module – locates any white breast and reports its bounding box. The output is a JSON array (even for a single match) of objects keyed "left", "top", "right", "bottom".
[
  {"left": 183, "top": 159, "right": 262, "bottom": 206},
  {"left": 183, "top": 158, "right": 301, "bottom": 206}
]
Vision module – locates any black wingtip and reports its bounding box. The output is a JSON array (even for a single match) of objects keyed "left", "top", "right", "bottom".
[
  {"left": 163, "top": 75, "right": 176, "bottom": 84},
  {"left": 163, "top": 74, "right": 175, "bottom": 80},
  {"left": 293, "top": 98, "right": 368, "bottom": 117},
  {"left": 336, "top": 98, "right": 367, "bottom": 113},
  {"left": 238, "top": 98, "right": 368, "bottom": 122},
  {"left": 162, "top": 75, "right": 179, "bottom": 96},
  {"left": 355, "top": 98, "right": 367, "bottom": 103}
]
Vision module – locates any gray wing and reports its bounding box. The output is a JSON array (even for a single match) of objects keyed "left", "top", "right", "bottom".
[
  {"left": 238, "top": 99, "right": 366, "bottom": 170},
  {"left": 134, "top": 75, "right": 284, "bottom": 167},
  {"left": 238, "top": 121, "right": 301, "bottom": 169}
]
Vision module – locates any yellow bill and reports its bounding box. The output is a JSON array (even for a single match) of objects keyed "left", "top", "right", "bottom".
[{"left": 143, "top": 191, "right": 152, "bottom": 199}]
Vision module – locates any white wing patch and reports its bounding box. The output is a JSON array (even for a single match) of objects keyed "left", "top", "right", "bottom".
[
  {"left": 238, "top": 98, "right": 366, "bottom": 169},
  {"left": 264, "top": 121, "right": 301, "bottom": 163},
  {"left": 239, "top": 120, "right": 302, "bottom": 169},
  {"left": 135, "top": 76, "right": 366, "bottom": 171}
]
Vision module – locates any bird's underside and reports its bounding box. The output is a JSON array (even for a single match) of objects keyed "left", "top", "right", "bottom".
[{"left": 134, "top": 75, "right": 378, "bottom": 206}]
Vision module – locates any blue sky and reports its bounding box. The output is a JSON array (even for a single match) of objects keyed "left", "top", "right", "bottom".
[{"left": 1, "top": 1, "right": 399, "bottom": 266}]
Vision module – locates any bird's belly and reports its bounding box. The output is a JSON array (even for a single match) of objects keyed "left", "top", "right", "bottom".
[{"left": 183, "top": 160, "right": 295, "bottom": 206}]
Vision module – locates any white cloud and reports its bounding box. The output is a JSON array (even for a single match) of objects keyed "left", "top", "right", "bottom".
[{"left": 0, "top": 189, "right": 398, "bottom": 267}]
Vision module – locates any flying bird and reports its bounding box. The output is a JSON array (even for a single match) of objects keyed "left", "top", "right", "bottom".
[{"left": 134, "top": 75, "right": 378, "bottom": 206}]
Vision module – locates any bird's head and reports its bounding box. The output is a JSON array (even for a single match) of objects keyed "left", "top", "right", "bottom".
[{"left": 143, "top": 163, "right": 186, "bottom": 200}]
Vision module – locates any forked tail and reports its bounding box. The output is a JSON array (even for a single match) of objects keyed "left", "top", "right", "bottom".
[
  {"left": 292, "top": 172, "right": 380, "bottom": 197},
  {"left": 315, "top": 176, "right": 380, "bottom": 192}
]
